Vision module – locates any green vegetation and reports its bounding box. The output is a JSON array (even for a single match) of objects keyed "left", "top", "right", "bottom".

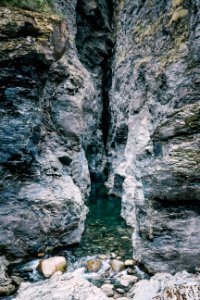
[
  {"left": 172, "top": 0, "right": 184, "bottom": 8},
  {"left": 0, "top": 0, "right": 54, "bottom": 13},
  {"left": 169, "top": 7, "right": 188, "bottom": 24},
  {"left": 134, "top": 16, "right": 164, "bottom": 43}
]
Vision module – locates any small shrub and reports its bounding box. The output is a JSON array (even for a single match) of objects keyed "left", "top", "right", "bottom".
[
  {"left": 172, "top": 0, "right": 184, "bottom": 8},
  {"left": 0, "top": 0, "right": 54, "bottom": 13},
  {"left": 169, "top": 7, "right": 188, "bottom": 24}
]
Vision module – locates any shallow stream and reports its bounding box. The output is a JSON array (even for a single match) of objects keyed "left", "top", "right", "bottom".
[{"left": 8, "top": 183, "right": 147, "bottom": 297}]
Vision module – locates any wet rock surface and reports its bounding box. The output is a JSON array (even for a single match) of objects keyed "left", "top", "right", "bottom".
[{"left": 37, "top": 256, "right": 67, "bottom": 278}]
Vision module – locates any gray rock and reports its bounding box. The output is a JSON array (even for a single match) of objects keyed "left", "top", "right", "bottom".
[
  {"left": 0, "top": 0, "right": 113, "bottom": 259},
  {"left": 0, "top": 256, "right": 16, "bottom": 297},
  {"left": 117, "top": 275, "right": 138, "bottom": 287},
  {"left": 101, "top": 284, "right": 114, "bottom": 297},
  {"left": 0, "top": 6, "right": 89, "bottom": 258},
  {"left": 106, "top": 0, "right": 200, "bottom": 273},
  {"left": 128, "top": 271, "right": 200, "bottom": 300}
]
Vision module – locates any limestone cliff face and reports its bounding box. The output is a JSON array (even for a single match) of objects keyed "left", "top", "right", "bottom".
[
  {"left": 108, "top": 0, "right": 200, "bottom": 273},
  {"left": 0, "top": 0, "right": 113, "bottom": 258},
  {"left": 0, "top": 0, "right": 200, "bottom": 276}
]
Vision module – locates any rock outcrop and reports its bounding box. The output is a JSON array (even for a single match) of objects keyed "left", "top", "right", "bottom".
[
  {"left": 0, "top": 0, "right": 114, "bottom": 259},
  {"left": 0, "top": 5, "right": 90, "bottom": 258},
  {"left": 1, "top": 0, "right": 200, "bottom": 279},
  {"left": 128, "top": 271, "right": 200, "bottom": 300},
  {"left": 106, "top": 0, "right": 200, "bottom": 273},
  {"left": 13, "top": 273, "right": 110, "bottom": 300}
]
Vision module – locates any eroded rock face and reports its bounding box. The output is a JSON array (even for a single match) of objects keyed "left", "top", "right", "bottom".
[
  {"left": 0, "top": 0, "right": 114, "bottom": 260},
  {"left": 106, "top": 0, "right": 200, "bottom": 273},
  {"left": 0, "top": 5, "right": 92, "bottom": 258},
  {"left": 0, "top": 256, "right": 16, "bottom": 297},
  {"left": 1, "top": 0, "right": 200, "bottom": 279}
]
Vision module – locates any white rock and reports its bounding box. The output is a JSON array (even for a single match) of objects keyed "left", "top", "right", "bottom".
[
  {"left": 101, "top": 284, "right": 114, "bottom": 297},
  {"left": 110, "top": 260, "right": 125, "bottom": 272},
  {"left": 118, "top": 275, "right": 138, "bottom": 287},
  {"left": 128, "top": 279, "right": 160, "bottom": 300},
  {"left": 13, "top": 273, "right": 110, "bottom": 300},
  {"left": 125, "top": 260, "right": 136, "bottom": 267},
  {"left": 98, "top": 254, "right": 109, "bottom": 260},
  {"left": 37, "top": 256, "right": 67, "bottom": 278}
]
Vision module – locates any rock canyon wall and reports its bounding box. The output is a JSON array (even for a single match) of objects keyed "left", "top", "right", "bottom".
[
  {"left": 0, "top": 0, "right": 200, "bottom": 276},
  {"left": 108, "top": 0, "right": 200, "bottom": 273}
]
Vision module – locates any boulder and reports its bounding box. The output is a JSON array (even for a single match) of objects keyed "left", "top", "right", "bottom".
[
  {"left": 125, "top": 260, "right": 136, "bottom": 267},
  {"left": 101, "top": 284, "right": 114, "bottom": 297},
  {"left": 128, "top": 271, "right": 200, "bottom": 300},
  {"left": 13, "top": 273, "right": 110, "bottom": 300},
  {"left": 110, "top": 260, "right": 125, "bottom": 273},
  {"left": 118, "top": 275, "right": 138, "bottom": 287},
  {"left": 86, "top": 259, "right": 102, "bottom": 273},
  {"left": 37, "top": 256, "right": 67, "bottom": 278}
]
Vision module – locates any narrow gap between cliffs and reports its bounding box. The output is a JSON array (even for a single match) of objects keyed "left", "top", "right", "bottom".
[{"left": 74, "top": 0, "right": 134, "bottom": 264}]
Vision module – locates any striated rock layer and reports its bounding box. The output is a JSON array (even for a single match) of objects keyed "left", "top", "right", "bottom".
[
  {"left": 107, "top": 0, "right": 200, "bottom": 273},
  {"left": 1, "top": 0, "right": 200, "bottom": 278},
  {"left": 0, "top": 0, "right": 113, "bottom": 259},
  {"left": 0, "top": 6, "right": 89, "bottom": 258}
]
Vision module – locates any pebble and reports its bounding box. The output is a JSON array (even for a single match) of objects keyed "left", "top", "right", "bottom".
[
  {"left": 101, "top": 284, "right": 114, "bottom": 297},
  {"left": 37, "top": 253, "right": 45, "bottom": 258},
  {"left": 98, "top": 254, "right": 108, "bottom": 260},
  {"left": 121, "top": 236, "right": 129, "bottom": 240},
  {"left": 11, "top": 276, "right": 23, "bottom": 286},
  {"left": 110, "top": 260, "right": 125, "bottom": 272},
  {"left": 0, "top": 284, "right": 16, "bottom": 297},
  {"left": 37, "top": 256, "right": 67, "bottom": 278},
  {"left": 86, "top": 259, "right": 102, "bottom": 272},
  {"left": 111, "top": 253, "right": 117, "bottom": 259},
  {"left": 118, "top": 275, "right": 138, "bottom": 287},
  {"left": 124, "top": 259, "right": 136, "bottom": 267},
  {"left": 127, "top": 267, "right": 135, "bottom": 275},
  {"left": 116, "top": 288, "right": 125, "bottom": 295}
]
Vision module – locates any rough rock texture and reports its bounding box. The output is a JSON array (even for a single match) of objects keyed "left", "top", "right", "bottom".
[
  {"left": 13, "top": 273, "right": 110, "bottom": 300},
  {"left": 0, "top": 4, "right": 90, "bottom": 259},
  {"left": 75, "top": 0, "right": 114, "bottom": 176},
  {"left": 128, "top": 271, "right": 200, "bottom": 300},
  {"left": 0, "top": 256, "right": 16, "bottom": 297},
  {"left": 1, "top": 0, "right": 200, "bottom": 280},
  {"left": 107, "top": 0, "right": 200, "bottom": 273},
  {"left": 0, "top": 0, "right": 114, "bottom": 259}
]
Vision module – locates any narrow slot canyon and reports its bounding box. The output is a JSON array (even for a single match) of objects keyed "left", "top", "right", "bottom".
[{"left": 0, "top": 0, "right": 200, "bottom": 299}]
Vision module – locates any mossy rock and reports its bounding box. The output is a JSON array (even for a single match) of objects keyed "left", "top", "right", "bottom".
[
  {"left": 0, "top": 0, "right": 55, "bottom": 13},
  {"left": 85, "top": 259, "right": 102, "bottom": 273}
]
